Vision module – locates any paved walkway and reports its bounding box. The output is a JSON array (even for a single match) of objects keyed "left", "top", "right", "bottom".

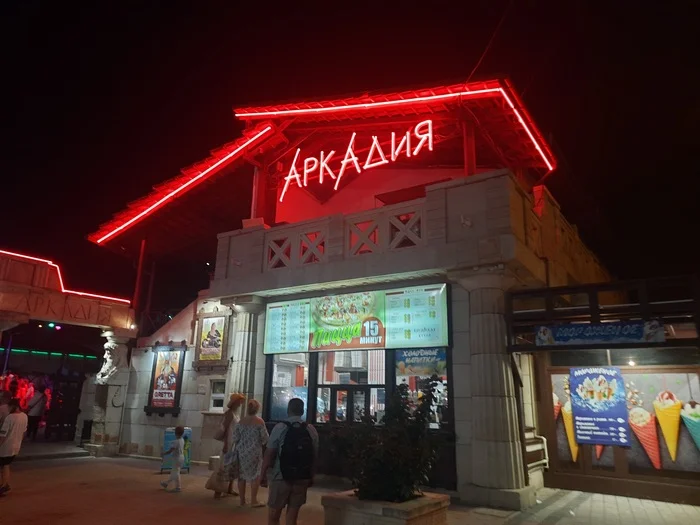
[
  {"left": 17, "top": 441, "right": 89, "bottom": 460},
  {"left": 2, "top": 457, "right": 699, "bottom": 524}
]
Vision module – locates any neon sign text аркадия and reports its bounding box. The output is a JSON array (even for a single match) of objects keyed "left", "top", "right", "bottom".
[{"left": 279, "top": 119, "right": 434, "bottom": 201}]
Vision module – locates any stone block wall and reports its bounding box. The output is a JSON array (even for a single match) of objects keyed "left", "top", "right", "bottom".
[{"left": 119, "top": 348, "right": 218, "bottom": 462}]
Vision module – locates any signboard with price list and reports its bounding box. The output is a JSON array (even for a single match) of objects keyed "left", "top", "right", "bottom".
[{"left": 264, "top": 284, "right": 448, "bottom": 354}]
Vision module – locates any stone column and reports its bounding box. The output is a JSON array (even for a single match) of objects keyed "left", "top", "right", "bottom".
[
  {"left": 228, "top": 296, "right": 265, "bottom": 400},
  {"left": 451, "top": 271, "right": 536, "bottom": 510},
  {"left": 86, "top": 330, "right": 130, "bottom": 457}
]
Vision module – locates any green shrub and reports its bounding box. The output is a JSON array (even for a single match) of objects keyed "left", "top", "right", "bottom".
[{"left": 346, "top": 381, "right": 439, "bottom": 502}]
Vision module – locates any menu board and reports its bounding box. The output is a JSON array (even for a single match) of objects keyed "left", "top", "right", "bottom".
[
  {"left": 264, "top": 284, "right": 448, "bottom": 354},
  {"left": 569, "top": 367, "right": 630, "bottom": 447},
  {"left": 385, "top": 285, "right": 448, "bottom": 348},
  {"left": 265, "top": 299, "right": 311, "bottom": 354}
]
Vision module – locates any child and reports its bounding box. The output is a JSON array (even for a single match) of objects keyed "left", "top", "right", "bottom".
[
  {"left": 160, "top": 426, "right": 185, "bottom": 492},
  {"left": 0, "top": 399, "right": 29, "bottom": 495}
]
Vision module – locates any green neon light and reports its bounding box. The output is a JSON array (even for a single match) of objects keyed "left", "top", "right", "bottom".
[{"left": 0, "top": 348, "right": 97, "bottom": 359}]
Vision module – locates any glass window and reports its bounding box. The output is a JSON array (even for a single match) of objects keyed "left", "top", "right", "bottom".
[
  {"left": 336, "top": 390, "right": 348, "bottom": 421},
  {"left": 270, "top": 353, "right": 309, "bottom": 421},
  {"left": 318, "top": 349, "right": 385, "bottom": 385},
  {"left": 550, "top": 349, "right": 608, "bottom": 367},
  {"left": 395, "top": 348, "right": 449, "bottom": 429},
  {"left": 370, "top": 388, "right": 385, "bottom": 422},
  {"left": 352, "top": 390, "right": 366, "bottom": 421},
  {"left": 610, "top": 347, "right": 700, "bottom": 367},
  {"left": 209, "top": 380, "right": 226, "bottom": 412},
  {"left": 316, "top": 388, "right": 331, "bottom": 423}
]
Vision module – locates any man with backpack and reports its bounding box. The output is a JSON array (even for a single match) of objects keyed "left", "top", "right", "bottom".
[{"left": 259, "top": 398, "right": 318, "bottom": 525}]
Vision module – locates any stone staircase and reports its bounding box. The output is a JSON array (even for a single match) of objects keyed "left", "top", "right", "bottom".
[{"left": 524, "top": 426, "right": 548, "bottom": 488}]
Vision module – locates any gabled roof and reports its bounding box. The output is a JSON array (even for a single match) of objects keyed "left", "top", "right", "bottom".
[
  {"left": 235, "top": 78, "right": 555, "bottom": 172},
  {"left": 88, "top": 78, "right": 556, "bottom": 254}
]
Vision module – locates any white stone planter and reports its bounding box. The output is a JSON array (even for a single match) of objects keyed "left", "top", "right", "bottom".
[{"left": 321, "top": 490, "right": 450, "bottom": 525}]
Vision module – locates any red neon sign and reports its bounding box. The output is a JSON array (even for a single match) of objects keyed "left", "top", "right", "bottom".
[
  {"left": 94, "top": 125, "right": 273, "bottom": 245},
  {"left": 280, "top": 120, "right": 433, "bottom": 202},
  {"left": 235, "top": 85, "right": 555, "bottom": 172},
  {"left": 0, "top": 249, "right": 131, "bottom": 305}
]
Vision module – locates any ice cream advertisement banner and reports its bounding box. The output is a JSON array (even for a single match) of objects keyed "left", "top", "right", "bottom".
[
  {"left": 536, "top": 320, "right": 664, "bottom": 347},
  {"left": 569, "top": 367, "right": 630, "bottom": 447},
  {"left": 553, "top": 371, "right": 700, "bottom": 473}
]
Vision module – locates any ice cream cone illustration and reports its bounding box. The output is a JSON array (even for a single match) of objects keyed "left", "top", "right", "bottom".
[
  {"left": 628, "top": 407, "right": 661, "bottom": 469},
  {"left": 595, "top": 444, "right": 604, "bottom": 459},
  {"left": 653, "top": 390, "right": 682, "bottom": 461},
  {"left": 681, "top": 401, "right": 700, "bottom": 452},
  {"left": 553, "top": 392, "right": 561, "bottom": 420},
  {"left": 562, "top": 401, "right": 579, "bottom": 462}
]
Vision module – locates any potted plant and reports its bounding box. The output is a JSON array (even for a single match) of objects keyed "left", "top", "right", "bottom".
[{"left": 321, "top": 380, "right": 450, "bottom": 525}]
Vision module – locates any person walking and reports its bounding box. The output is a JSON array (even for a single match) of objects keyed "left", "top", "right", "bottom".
[
  {"left": 0, "top": 399, "right": 29, "bottom": 495},
  {"left": 206, "top": 393, "right": 245, "bottom": 499},
  {"left": 231, "top": 399, "right": 269, "bottom": 507},
  {"left": 25, "top": 384, "right": 46, "bottom": 441},
  {"left": 0, "top": 392, "right": 11, "bottom": 427},
  {"left": 160, "top": 425, "right": 185, "bottom": 492},
  {"left": 260, "top": 398, "right": 318, "bottom": 525}
]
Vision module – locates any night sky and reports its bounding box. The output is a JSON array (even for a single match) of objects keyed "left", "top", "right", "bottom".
[{"left": 2, "top": 1, "right": 699, "bottom": 314}]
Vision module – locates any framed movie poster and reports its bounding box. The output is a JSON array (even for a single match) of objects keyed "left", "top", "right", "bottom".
[
  {"left": 144, "top": 346, "right": 186, "bottom": 416},
  {"left": 194, "top": 313, "right": 230, "bottom": 371},
  {"left": 199, "top": 316, "right": 225, "bottom": 361}
]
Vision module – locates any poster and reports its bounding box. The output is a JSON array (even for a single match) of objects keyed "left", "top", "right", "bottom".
[
  {"left": 536, "top": 320, "right": 664, "bottom": 347},
  {"left": 264, "top": 284, "right": 449, "bottom": 354},
  {"left": 199, "top": 316, "right": 225, "bottom": 361},
  {"left": 309, "top": 291, "right": 386, "bottom": 351},
  {"left": 395, "top": 348, "right": 447, "bottom": 377},
  {"left": 395, "top": 348, "right": 448, "bottom": 429},
  {"left": 265, "top": 300, "right": 311, "bottom": 355},
  {"left": 552, "top": 371, "right": 700, "bottom": 473},
  {"left": 385, "top": 285, "right": 448, "bottom": 348},
  {"left": 569, "top": 367, "right": 630, "bottom": 447},
  {"left": 160, "top": 426, "right": 192, "bottom": 473},
  {"left": 151, "top": 350, "right": 182, "bottom": 408}
]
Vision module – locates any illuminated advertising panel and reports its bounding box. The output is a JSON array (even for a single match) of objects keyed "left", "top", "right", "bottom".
[{"left": 264, "top": 284, "right": 448, "bottom": 354}]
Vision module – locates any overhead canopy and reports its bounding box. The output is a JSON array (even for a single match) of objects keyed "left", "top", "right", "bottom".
[{"left": 88, "top": 78, "right": 556, "bottom": 260}]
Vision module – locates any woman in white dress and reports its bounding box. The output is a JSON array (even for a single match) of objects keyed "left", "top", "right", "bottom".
[
  {"left": 207, "top": 393, "right": 245, "bottom": 499},
  {"left": 231, "top": 399, "right": 269, "bottom": 507}
]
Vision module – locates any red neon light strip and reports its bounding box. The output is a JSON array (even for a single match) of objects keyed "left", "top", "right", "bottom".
[
  {"left": 235, "top": 88, "right": 554, "bottom": 172},
  {"left": 497, "top": 88, "right": 553, "bottom": 171},
  {"left": 0, "top": 249, "right": 131, "bottom": 304},
  {"left": 95, "top": 125, "right": 274, "bottom": 244},
  {"left": 236, "top": 88, "right": 500, "bottom": 117}
]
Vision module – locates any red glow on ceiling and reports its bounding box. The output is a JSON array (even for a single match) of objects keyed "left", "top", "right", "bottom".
[
  {"left": 90, "top": 123, "right": 274, "bottom": 245},
  {"left": 235, "top": 80, "right": 555, "bottom": 172},
  {"left": 0, "top": 249, "right": 131, "bottom": 305}
]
